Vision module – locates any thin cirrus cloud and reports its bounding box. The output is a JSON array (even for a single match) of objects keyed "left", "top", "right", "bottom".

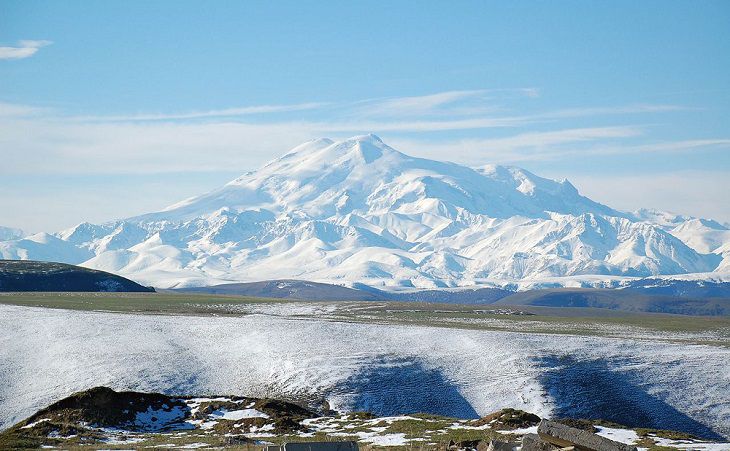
[
  {"left": 387, "top": 126, "right": 643, "bottom": 165},
  {"left": 1, "top": 91, "right": 728, "bottom": 225},
  {"left": 354, "top": 89, "right": 494, "bottom": 117},
  {"left": 72, "top": 89, "right": 523, "bottom": 123},
  {"left": 0, "top": 40, "right": 52, "bottom": 60},
  {"left": 538, "top": 104, "right": 690, "bottom": 119},
  {"left": 0, "top": 88, "right": 724, "bottom": 176},
  {"left": 0, "top": 102, "right": 49, "bottom": 117},
  {"left": 388, "top": 130, "right": 730, "bottom": 166},
  {"left": 72, "top": 102, "right": 329, "bottom": 122},
  {"left": 351, "top": 88, "right": 539, "bottom": 118}
]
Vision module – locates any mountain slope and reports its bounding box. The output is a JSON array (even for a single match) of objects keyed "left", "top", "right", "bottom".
[
  {"left": 0, "top": 135, "right": 726, "bottom": 288},
  {"left": 0, "top": 226, "right": 24, "bottom": 241}
]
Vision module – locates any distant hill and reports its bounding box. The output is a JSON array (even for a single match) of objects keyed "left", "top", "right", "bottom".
[
  {"left": 621, "top": 278, "right": 730, "bottom": 298},
  {"left": 0, "top": 260, "right": 154, "bottom": 292},
  {"left": 494, "top": 288, "right": 730, "bottom": 316},
  {"left": 177, "top": 278, "right": 730, "bottom": 315},
  {"left": 178, "top": 280, "right": 512, "bottom": 304},
  {"left": 179, "top": 279, "right": 385, "bottom": 301}
]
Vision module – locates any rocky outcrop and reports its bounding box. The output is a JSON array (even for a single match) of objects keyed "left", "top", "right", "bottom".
[
  {"left": 522, "top": 420, "right": 638, "bottom": 451},
  {"left": 1, "top": 387, "right": 725, "bottom": 450}
]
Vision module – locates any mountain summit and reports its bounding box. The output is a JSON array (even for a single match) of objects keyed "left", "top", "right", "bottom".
[{"left": 1, "top": 135, "right": 727, "bottom": 288}]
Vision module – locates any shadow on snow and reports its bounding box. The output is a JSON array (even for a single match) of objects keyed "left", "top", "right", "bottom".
[
  {"left": 536, "top": 355, "right": 724, "bottom": 441},
  {"left": 336, "top": 357, "right": 479, "bottom": 419}
]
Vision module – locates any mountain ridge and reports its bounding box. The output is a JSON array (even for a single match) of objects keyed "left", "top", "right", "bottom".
[{"left": 0, "top": 135, "right": 728, "bottom": 289}]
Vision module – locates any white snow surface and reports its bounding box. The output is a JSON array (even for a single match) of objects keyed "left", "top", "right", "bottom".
[
  {"left": 208, "top": 408, "right": 269, "bottom": 420},
  {"left": 595, "top": 426, "right": 640, "bottom": 444},
  {"left": 0, "top": 226, "right": 24, "bottom": 242},
  {"left": 0, "top": 135, "right": 727, "bottom": 288},
  {"left": 360, "top": 433, "right": 408, "bottom": 446},
  {"left": 0, "top": 304, "right": 728, "bottom": 438}
]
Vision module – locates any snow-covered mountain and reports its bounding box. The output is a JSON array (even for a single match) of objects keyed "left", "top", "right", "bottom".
[
  {"left": 0, "top": 226, "right": 24, "bottom": 242},
  {"left": 1, "top": 135, "right": 728, "bottom": 288}
]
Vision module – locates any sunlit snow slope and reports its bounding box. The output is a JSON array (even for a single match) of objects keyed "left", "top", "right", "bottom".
[
  {"left": 1, "top": 305, "right": 728, "bottom": 438},
  {"left": 1, "top": 135, "right": 727, "bottom": 288}
]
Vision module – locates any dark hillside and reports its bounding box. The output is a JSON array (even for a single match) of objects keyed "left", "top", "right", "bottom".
[{"left": 0, "top": 260, "right": 154, "bottom": 292}]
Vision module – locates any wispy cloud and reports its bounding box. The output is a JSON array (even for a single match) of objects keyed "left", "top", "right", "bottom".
[
  {"left": 75, "top": 102, "right": 328, "bottom": 122},
  {"left": 0, "top": 102, "right": 49, "bottom": 117},
  {"left": 388, "top": 126, "right": 644, "bottom": 165},
  {"left": 541, "top": 104, "right": 689, "bottom": 119},
  {"left": 468, "top": 126, "right": 643, "bottom": 151},
  {"left": 389, "top": 131, "right": 730, "bottom": 168},
  {"left": 1, "top": 91, "right": 727, "bottom": 227},
  {"left": 0, "top": 40, "right": 52, "bottom": 60},
  {"left": 591, "top": 139, "right": 730, "bottom": 155},
  {"left": 567, "top": 170, "right": 730, "bottom": 223},
  {"left": 352, "top": 88, "right": 539, "bottom": 118},
  {"left": 0, "top": 117, "right": 318, "bottom": 175},
  {"left": 355, "top": 90, "right": 491, "bottom": 117},
  {"left": 317, "top": 115, "right": 530, "bottom": 132},
  {"left": 0, "top": 92, "right": 722, "bottom": 175}
]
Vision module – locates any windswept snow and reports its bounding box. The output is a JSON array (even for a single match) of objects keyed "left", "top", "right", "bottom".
[
  {"left": 0, "top": 135, "right": 727, "bottom": 288},
  {"left": 0, "top": 304, "right": 728, "bottom": 438}
]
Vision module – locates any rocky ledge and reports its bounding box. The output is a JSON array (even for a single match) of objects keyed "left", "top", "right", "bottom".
[{"left": 0, "top": 387, "right": 727, "bottom": 450}]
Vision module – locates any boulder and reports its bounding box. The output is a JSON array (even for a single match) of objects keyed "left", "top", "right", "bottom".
[
  {"left": 521, "top": 433, "right": 557, "bottom": 451},
  {"left": 537, "top": 420, "right": 637, "bottom": 451}
]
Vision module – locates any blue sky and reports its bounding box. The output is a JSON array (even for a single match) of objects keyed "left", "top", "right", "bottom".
[{"left": 1, "top": 0, "right": 729, "bottom": 232}]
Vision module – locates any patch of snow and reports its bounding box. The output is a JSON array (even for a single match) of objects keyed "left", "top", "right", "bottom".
[
  {"left": 101, "top": 435, "right": 147, "bottom": 445},
  {"left": 361, "top": 432, "right": 408, "bottom": 446},
  {"left": 507, "top": 425, "right": 538, "bottom": 435},
  {"left": 595, "top": 426, "right": 639, "bottom": 444},
  {"left": 209, "top": 408, "right": 269, "bottom": 420},
  {"left": 20, "top": 418, "right": 50, "bottom": 429}
]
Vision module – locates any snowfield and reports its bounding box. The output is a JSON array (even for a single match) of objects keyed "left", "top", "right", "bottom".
[
  {"left": 1, "top": 135, "right": 729, "bottom": 289},
  {"left": 0, "top": 304, "right": 728, "bottom": 439}
]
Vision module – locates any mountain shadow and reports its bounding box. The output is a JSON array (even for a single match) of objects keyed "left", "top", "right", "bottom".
[
  {"left": 536, "top": 355, "right": 725, "bottom": 440},
  {"left": 335, "top": 357, "right": 479, "bottom": 419}
]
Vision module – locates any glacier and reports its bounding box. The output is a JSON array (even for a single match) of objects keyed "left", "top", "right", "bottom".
[{"left": 1, "top": 134, "right": 728, "bottom": 289}]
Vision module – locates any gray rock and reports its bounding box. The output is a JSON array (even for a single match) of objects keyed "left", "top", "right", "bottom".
[
  {"left": 537, "top": 420, "right": 638, "bottom": 451},
  {"left": 521, "top": 433, "right": 557, "bottom": 451}
]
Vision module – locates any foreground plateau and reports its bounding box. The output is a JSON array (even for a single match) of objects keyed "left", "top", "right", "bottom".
[{"left": 1, "top": 296, "right": 728, "bottom": 442}]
